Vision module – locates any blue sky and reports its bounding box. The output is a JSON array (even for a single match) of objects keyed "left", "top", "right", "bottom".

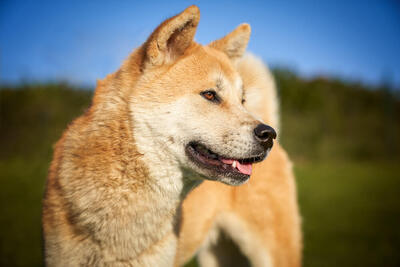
[{"left": 1, "top": 0, "right": 400, "bottom": 87}]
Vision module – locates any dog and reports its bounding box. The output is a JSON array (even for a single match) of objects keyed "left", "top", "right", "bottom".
[
  {"left": 42, "top": 5, "right": 278, "bottom": 266},
  {"left": 175, "top": 54, "right": 302, "bottom": 267}
]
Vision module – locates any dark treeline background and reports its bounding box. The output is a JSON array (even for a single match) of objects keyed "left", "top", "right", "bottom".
[
  {"left": 0, "top": 69, "right": 400, "bottom": 160},
  {"left": 2, "top": 69, "right": 399, "bottom": 162},
  {"left": 1, "top": 69, "right": 399, "bottom": 266},
  {"left": 274, "top": 68, "right": 400, "bottom": 161}
]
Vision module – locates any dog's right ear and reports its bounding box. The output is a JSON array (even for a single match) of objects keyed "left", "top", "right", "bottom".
[
  {"left": 142, "top": 5, "right": 200, "bottom": 69},
  {"left": 209, "top": 24, "right": 251, "bottom": 60}
]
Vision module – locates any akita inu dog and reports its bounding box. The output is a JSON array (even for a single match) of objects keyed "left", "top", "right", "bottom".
[
  {"left": 42, "top": 5, "right": 282, "bottom": 266},
  {"left": 175, "top": 54, "right": 302, "bottom": 267}
]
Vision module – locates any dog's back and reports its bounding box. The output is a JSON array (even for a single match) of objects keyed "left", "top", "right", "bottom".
[{"left": 176, "top": 54, "right": 302, "bottom": 267}]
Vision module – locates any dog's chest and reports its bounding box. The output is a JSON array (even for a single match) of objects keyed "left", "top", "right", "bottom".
[{"left": 97, "top": 189, "right": 180, "bottom": 263}]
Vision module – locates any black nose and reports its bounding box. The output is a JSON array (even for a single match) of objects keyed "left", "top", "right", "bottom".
[{"left": 254, "top": 124, "right": 277, "bottom": 143}]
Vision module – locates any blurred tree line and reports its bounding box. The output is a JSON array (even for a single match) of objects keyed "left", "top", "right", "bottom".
[
  {"left": 274, "top": 68, "right": 400, "bottom": 161},
  {"left": 1, "top": 70, "right": 399, "bottom": 163}
]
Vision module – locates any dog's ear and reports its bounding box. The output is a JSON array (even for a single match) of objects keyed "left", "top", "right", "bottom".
[
  {"left": 209, "top": 24, "right": 251, "bottom": 60},
  {"left": 143, "top": 5, "right": 200, "bottom": 68}
]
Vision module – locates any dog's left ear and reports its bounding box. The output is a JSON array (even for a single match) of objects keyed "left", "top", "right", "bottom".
[{"left": 209, "top": 23, "right": 251, "bottom": 60}]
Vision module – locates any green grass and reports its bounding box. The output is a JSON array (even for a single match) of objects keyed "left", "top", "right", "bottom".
[
  {"left": 1, "top": 157, "right": 399, "bottom": 266},
  {"left": 0, "top": 158, "right": 47, "bottom": 267},
  {"left": 296, "top": 161, "right": 400, "bottom": 267}
]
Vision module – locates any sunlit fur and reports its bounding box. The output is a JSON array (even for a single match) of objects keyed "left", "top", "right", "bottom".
[
  {"left": 175, "top": 54, "right": 302, "bottom": 267},
  {"left": 42, "top": 5, "right": 276, "bottom": 266}
]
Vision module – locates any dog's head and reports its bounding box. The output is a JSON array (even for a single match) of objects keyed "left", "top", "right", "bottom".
[{"left": 128, "top": 6, "right": 276, "bottom": 185}]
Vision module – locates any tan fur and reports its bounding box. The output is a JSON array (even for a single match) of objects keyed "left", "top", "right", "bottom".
[
  {"left": 42, "top": 5, "right": 279, "bottom": 266},
  {"left": 175, "top": 55, "right": 302, "bottom": 267}
]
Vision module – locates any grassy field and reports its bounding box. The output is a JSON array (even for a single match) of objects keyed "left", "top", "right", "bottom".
[
  {"left": 296, "top": 161, "right": 400, "bottom": 267},
  {"left": 0, "top": 158, "right": 46, "bottom": 266},
  {"left": 1, "top": 156, "right": 399, "bottom": 266}
]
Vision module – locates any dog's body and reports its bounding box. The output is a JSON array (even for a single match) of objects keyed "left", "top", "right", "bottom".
[
  {"left": 42, "top": 6, "right": 287, "bottom": 266},
  {"left": 175, "top": 55, "right": 302, "bottom": 267}
]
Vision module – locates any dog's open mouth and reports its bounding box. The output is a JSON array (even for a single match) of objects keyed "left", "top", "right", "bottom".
[{"left": 185, "top": 142, "right": 266, "bottom": 179}]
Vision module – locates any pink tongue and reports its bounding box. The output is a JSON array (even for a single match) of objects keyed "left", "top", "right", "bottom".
[
  {"left": 237, "top": 162, "right": 252, "bottom": 175},
  {"left": 221, "top": 159, "right": 252, "bottom": 175}
]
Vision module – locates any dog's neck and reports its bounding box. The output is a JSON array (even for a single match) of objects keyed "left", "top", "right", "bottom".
[
  {"left": 131, "top": 112, "right": 201, "bottom": 201},
  {"left": 83, "top": 54, "right": 202, "bottom": 262},
  {"left": 71, "top": 81, "right": 199, "bottom": 264}
]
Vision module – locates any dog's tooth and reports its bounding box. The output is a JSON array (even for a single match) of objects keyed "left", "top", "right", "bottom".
[{"left": 232, "top": 161, "right": 237, "bottom": 168}]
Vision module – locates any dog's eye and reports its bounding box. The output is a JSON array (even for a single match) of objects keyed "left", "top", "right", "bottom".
[
  {"left": 241, "top": 98, "right": 246, "bottom": 104},
  {"left": 200, "top": 90, "right": 220, "bottom": 103}
]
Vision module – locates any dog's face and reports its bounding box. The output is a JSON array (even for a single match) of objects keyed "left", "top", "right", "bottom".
[{"left": 130, "top": 6, "right": 276, "bottom": 185}]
